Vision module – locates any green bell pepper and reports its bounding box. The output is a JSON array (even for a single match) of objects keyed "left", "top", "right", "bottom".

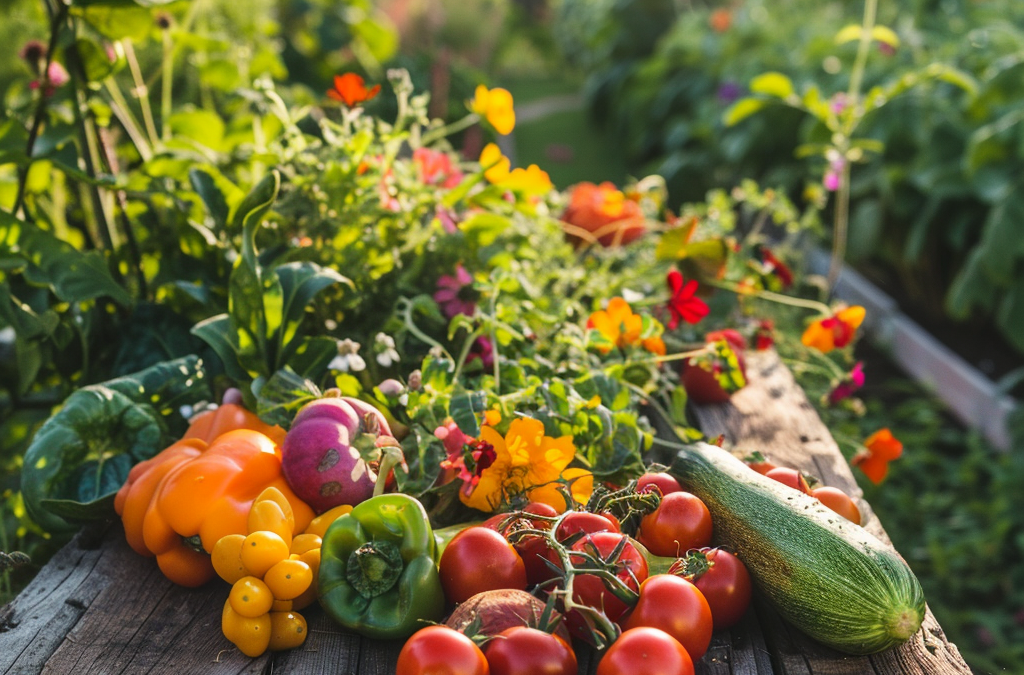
[{"left": 318, "top": 493, "right": 445, "bottom": 639}]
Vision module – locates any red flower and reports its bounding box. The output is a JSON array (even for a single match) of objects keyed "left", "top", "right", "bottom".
[
  {"left": 561, "top": 182, "right": 646, "bottom": 247},
  {"left": 327, "top": 73, "right": 381, "bottom": 107},
  {"left": 761, "top": 248, "right": 793, "bottom": 288},
  {"left": 754, "top": 319, "right": 775, "bottom": 350},
  {"left": 665, "top": 270, "right": 710, "bottom": 329},
  {"left": 852, "top": 428, "right": 903, "bottom": 484},
  {"left": 414, "top": 148, "right": 463, "bottom": 188}
]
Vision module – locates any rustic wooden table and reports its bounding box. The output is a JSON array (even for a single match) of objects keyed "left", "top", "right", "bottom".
[{"left": 0, "top": 351, "right": 972, "bottom": 675}]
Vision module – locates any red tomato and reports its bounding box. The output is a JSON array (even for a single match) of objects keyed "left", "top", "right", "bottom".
[
  {"left": 671, "top": 548, "right": 751, "bottom": 630},
  {"left": 514, "top": 533, "right": 556, "bottom": 587},
  {"left": 568, "top": 532, "right": 648, "bottom": 628},
  {"left": 483, "top": 626, "right": 577, "bottom": 675},
  {"left": 596, "top": 627, "right": 694, "bottom": 675},
  {"left": 636, "top": 472, "right": 683, "bottom": 496},
  {"left": 637, "top": 492, "right": 713, "bottom": 557},
  {"left": 523, "top": 501, "right": 560, "bottom": 521},
  {"left": 812, "top": 486, "right": 862, "bottom": 524},
  {"left": 743, "top": 453, "right": 777, "bottom": 475},
  {"left": 680, "top": 361, "right": 732, "bottom": 404},
  {"left": 397, "top": 625, "right": 489, "bottom": 675},
  {"left": 765, "top": 467, "right": 813, "bottom": 495},
  {"left": 554, "top": 511, "right": 620, "bottom": 542},
  {"left": 623, "top": 574, "right": 712, "bottom": 662},
  {"left": 440, "top": 527, "right": 528, "bottom": 604}
]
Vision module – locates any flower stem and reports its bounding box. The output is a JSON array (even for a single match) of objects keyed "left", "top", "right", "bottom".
[
  {"left": 421, "top": 113, "right": 480, "bottom": 147},
  {"left": 122, "top": 40, "right": 160, "bottom": 149},
  {"left": 707, "top": 279, "right": 833, "bottom": 316}
]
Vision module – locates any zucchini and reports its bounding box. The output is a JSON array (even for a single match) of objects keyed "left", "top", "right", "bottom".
[{"left": 661, "top": 441, "right": 925, "bottom": 655}]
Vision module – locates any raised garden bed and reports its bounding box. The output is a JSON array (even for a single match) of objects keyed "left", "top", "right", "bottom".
[{"left": 0, "top": 352, "right": 970, "bottom": 675}]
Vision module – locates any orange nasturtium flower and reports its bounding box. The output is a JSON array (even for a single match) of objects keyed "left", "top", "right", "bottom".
[
  {"left": 587, "top": 297, "right": 666, "bottom": 355},
  {"left": 561, "top": 182, "right": 647, "bottom": 247},
  {"left": 471, "top": 85, "right": 516, "bottom": 135},
  {"left": 328, "top": 73, "right": 381, "bottom": 107},
  {"left": 801, "top": 305, "right": 866, "bottom": 353},
  {"left": 460, "top": 417, "right": 593, "bottom": 513},
  {"left": 852, "top": 428, "right": 903, "bottom": 484}
]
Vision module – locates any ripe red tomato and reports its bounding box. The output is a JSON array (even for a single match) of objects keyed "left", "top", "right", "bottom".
[
  {"left": 514, "top": 532, "right": 556, "bottom": 587},
  {"left": 636, "top": 472, "right": 683, "bottom": 496},
  {"left": 595, "top": 627, "right": 694, "bottom": 675},
  {"left": 622, "top": 574, "right": 712, "bottom": 662},
  {"left": 554, "top": 511, "right": 620, "bottom": 542},
  {"left": 439, "top": 526, "right": 528, "bottom": 604},
  {"left": 765, "top": 467, "right": 813, "bottom": 495},
  {"left": 483, "top": 626, "right": 577, "bottom": 675},
  {"left": 637, "top": 492, "right": 713, "bottom": 557},
  {"left": 680, "top": 360, "right": 732, "bottom": 404},
  {"left": 671, "top": 548, "right": 751, "bottom": 630},
  {"left": 396, "top": 625, "right": 489, "bottom": 675},
  {"left": 743, "top": 452, "right": 777, "bottom": 475},
  {"left": 811, "top": 486, "right": 862, "bottom": 524},
  {"left": 567, "top": 532, "right": 648, "bottom": 629}
]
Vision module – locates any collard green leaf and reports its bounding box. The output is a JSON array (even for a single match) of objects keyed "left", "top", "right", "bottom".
[
  {"left": 189, "top": 168, "right": 231, "bottom": 230},
  {"left": 274, "top": 262, "right": 350, "bottom": 367},
  {"left": 191, "top": 313, "right": 251, "bottom": 381},
  {"left": 104, "top": 355, "right": 211, "bottom": 436},
  {"left": 21, "top": 387, "right": 163, "bottom": 532},
  {"left": 286, "top": 336, "right": 339, "bottom": 380}
]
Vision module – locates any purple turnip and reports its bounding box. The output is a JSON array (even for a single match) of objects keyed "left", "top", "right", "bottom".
[{"left": 281, "top": 393, "right": 394, "bottom": 513}]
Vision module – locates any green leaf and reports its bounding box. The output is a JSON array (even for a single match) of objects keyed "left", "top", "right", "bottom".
[
  {"left": 256, "top": 367, "right": 322, "bottom": 428},
  {"left": 871, "top": 26, "right": 900, "bottom": 48},
  {"left": 286, "top": 336, "right": 339, "bottom": 380},
  {"left": 169, "top": 109, "right": 226, "bottom": 152},
  {"left": 450, "top": 389, "right": 486, "bottom": 437},
  {"left": 396, "top": 426, "right": 446, "bottom": 497},
  {"left": 191, "top": 314, "right": 250, "bottom": 381},
  {"left": 351, "top": 15, "right": 399, "bottom": 64},
  {"left": 103, "top": 355, "right": 211, "bottom": 436},
  {"left": 996, "top": 276, "right": 1024, "bottom": 353},
  {"left": 274, "top": 262, "right": 350, "bottom": 368},
  {"left": 72, "top": 4, "right": 153, "bottom": 40},
  {"left": 749, "top": 72, "right": 794, "bottom": 100},
  {"left": 21, "top": 387, "right": 163, "bottom": 532},
  {"left": 459, "top": 212, "right": 512, "bottom": 247},
  {"left": 189, "top": 168, "right": 230, "bottom": 230},
  {"left": 0, "top": 210, "right": 131, "bottom": 306},
  {"left": 75, "top": 37, "right": 119, "bottom": 82},
  {"left": 723, "top": 97, "right": 768, "bottom": 127},
  {"left": 233, "top": 170, "right": 281, "bottom": 239}
]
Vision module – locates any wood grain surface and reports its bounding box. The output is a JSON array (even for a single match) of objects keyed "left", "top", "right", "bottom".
[{"left": 0, "top": 350, "right": 970, "bottom": 674}]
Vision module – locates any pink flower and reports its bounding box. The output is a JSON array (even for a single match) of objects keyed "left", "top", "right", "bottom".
[
  {"left": 437, "top": 207, "right": 459, "bottom": 234},
  {"left": 823, "top": 170, "right": 841, "bottom": 192},
  {"left": 29, "top": 61, "right": 69, "bottom": 97},
  {"left": 434, "top": 264, "right": 476, "bottom": 319},
  {"left": 467, "top": 336, "right": 495, "bottom": 370},
  {"left": 830, "top": 93, "right": 847, "bottom": 115},
  {"left": 414, "top": 148, "right": 463, "bottom": 188},
  {"left": 829, "top": 361, "right": 865, "bottom": 404}
]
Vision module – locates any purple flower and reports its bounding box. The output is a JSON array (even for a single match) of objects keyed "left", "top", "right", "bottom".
[
  {"left": 823, "top": 170, "right": 841, "bottom": 192},
  {"left": 830, "top": 93, "right": 847, "bottom": 115},
  {"left": 467, "top": 336, "right": 494, "bottom": 370},
  {"left": 434, "top": 264, "right": 476, "bottom": 319},
  {"left": 829, "top": 361, "right": 865, "bottom": 404},
  {"left": 717, "top": 81, "right": 742, "bottom": 104}
]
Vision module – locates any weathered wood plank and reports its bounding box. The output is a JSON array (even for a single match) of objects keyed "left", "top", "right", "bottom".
[
  {"left": 690, "top": 350, "right": 971, "bottom": 675},
  {"left": 0, "top": 526, "right": 111, "bottom": 674}
]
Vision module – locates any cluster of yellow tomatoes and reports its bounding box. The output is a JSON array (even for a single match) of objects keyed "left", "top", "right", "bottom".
[{"left": 209, "top": 487, "right": 351, "bottom": 656}]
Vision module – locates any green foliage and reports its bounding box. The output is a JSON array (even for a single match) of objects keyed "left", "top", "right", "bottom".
[{"left": 559, "top": 0, "right": 1024, "bottom": 353}]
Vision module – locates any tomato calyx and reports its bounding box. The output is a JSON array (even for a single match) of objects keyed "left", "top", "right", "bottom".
[
  {"left": 584, "top": 480, "right": 663, "bottom": 533},
  {"left": 182, "top": 534, "right": 207, "bottom": 554},
  {"left": 669, "top": 548, "right": 713, "bottom": 581},
  {"left": 345, "top": 539, "right": 403, "bottom": 598}
]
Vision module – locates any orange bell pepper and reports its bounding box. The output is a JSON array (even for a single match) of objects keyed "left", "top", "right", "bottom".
[
  {"left": 116, "top": 428, "right": 313, "bottom": 587},
  {"left": 183, "top": 403, "right": 287, "bottom": 447}
]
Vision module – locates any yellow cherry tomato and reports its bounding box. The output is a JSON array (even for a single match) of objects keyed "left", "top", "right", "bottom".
[
  {"left": 303, "top": 504, "right": 353, "bottom": 538},
  {"left": 272, "top": 599, "right": 293, "bottom": 612},
  {"left": 291, "top": 548, "right": 321, "bottom": 610},
  {"left": 229, "top": 576, "right": 275, "bottom": 618},
  {"left": 240, "top": 530, "right": 290, "bottom": 577},
  {"left": 264, "top": 559, "right": 313, "bottom": 601},
  {"left": 211, "top": 534, "right": 248, "bottom": 585},
  {"left": 254, "top": 486, "right": 295, "bottom": 531},
  {"left": 247, "top": 500, "right": 292, "bottom": 545},
  {"left": 289, "top": 533, "right": 322, "bottom": 556},
  {"left": 268, "top": 611, "right": 308, "bottom": 652},
  {"left": 222, "top": 600, "right": 272, "bottom": 657}
]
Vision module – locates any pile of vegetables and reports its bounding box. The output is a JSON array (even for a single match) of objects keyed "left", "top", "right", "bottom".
[{"left": 8, "top": 59, "right": 926, "bottom": 673}]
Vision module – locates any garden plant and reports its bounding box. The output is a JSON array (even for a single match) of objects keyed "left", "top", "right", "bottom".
[{"left": 0, "top": 0, "right": 1018, "bottom": 673}]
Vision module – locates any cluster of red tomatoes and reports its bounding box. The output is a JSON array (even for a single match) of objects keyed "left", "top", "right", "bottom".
[{"left": 396, "top": 471, "right": 756, "bottom": 675}]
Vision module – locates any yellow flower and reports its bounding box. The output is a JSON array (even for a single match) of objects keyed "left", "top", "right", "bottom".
[
  {"left": 460, "top": 417, "right": 592, "bottom": 513},
  {"left": 471, "top": 85, "right": 516, "bottom": 135},
  {"left": 502, "top": 164, "right": 553, "bottom": 198},
  {"left": 588, "top": 298, "right": 641, "bottom": 353},
  {"left": 480, "top": 143, "right": 511, "bottom": 183}
]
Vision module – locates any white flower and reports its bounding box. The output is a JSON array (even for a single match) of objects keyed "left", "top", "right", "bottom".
[
  {"left": 621, "top": 287, "right": 645, "bottom": 304},
  {"left": 375, "top": 332, "right": 400, "bottom": 367},
  {"left": 329, "top": 338, "right": 366, "bottom": 372}
]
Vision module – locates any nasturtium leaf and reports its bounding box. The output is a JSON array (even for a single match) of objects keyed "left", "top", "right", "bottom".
[
  {"left": 396, "top": 426, "right": 446, "bottom": 498},
  {"left": 450, "top": 389, "right": 486, "bottom": 437}
]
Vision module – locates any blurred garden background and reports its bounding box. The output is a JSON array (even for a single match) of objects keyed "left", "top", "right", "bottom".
[{"left": 1, "top": 0, "right": 1023, "bottom": 672}]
